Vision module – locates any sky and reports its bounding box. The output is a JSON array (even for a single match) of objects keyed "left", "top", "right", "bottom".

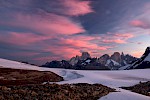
[{"left": 0, "top": 0, "right": 150, "bottom": 65}]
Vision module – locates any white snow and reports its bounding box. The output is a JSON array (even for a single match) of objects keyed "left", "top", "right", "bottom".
[
  {"left": 105, "top": 59, "right": 111, "bottom": 66},
  {"left": 111, "top": 60, "right": 120, "bottom": 66},
  {"left": 123, "top": 60, "right": 127, "bottom": 65},
  {"left": 144, "top": 53, "right": 150, "bottom": 61},
  {"left": 105, "top": 59, "right": 120, "bottom": 66},
  {"left": 85, "top": 59, "right": 91, "bottom": 63},
  {"left": 100, "top": 88, "right": 150, "bottom": 100},
  {"left": 0, "top": 58, "right": 150, "bottom": 100},
  {"left": 119, "top": 64, "right": 131, "bottom": 70}
]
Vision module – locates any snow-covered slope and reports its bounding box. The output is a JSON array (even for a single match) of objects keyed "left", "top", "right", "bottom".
[
  {"left": 0, "top": 58, "right": 40, "bottom": 70},
  {"left": 0, "top": 58, "right": 150, "bottom": 100},
  {"left": 144, "top": 53, "right": 150, "bottom": 61}
]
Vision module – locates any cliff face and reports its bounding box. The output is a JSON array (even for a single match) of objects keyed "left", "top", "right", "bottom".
[{"left": 69, "top": 52, "right": 91, "bottom": 66}]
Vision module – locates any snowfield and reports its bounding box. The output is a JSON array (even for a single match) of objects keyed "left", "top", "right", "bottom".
[
  {"left": 0, "top": 58, "right": 150, "bottom": 100},
  {"left": 144, "top": 53, "right": 150, "bottom": 61}
]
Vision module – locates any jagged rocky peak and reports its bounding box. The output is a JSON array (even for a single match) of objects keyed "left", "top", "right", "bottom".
[
  {"left": 147, "top": 46, "right": 150, "bottom": 50},
  {"left": 98, "top": 54, "right": 110, "bottom": 65},
  {"left": 101, "top": 54, "right": 110, "bottom": 59},
  {"left": 69, "top": 52, "right": 91, "bottom": 65},
  {"left": 143, "top": 47, "right": 150, "bottom": 56},
  {"left": 110, "top": 52, "right": 121, "bottom": 63},
  {"left": 81, "top": 52, "right": 91, "bottom": 60},
  {"left": 121, "top": 52, "right": 125, "bottom": 59},
  {"left": 69, "top": 55, "right": 81, "bottom": 66},
  {"left": 142, "top": 46, "right": 150, "bottom": 61}
]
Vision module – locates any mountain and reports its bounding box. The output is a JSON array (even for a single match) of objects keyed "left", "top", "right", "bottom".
[
  {"left": 69, "top": 52, "right": 91, "bottom": 66},
  {"left": 120, "top": 47, "right": 150, "bottom": 70},
  {"left": 42, "top": 51, "right": 137, "bottom": 70},
  {"left": 99, "top": 52, "right": 136, "bottom": 70}
]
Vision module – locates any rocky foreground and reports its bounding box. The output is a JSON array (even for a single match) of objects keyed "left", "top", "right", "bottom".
[
  {"left": 0, "top": 68, "right": 115, "bottom": 100},
  {"left": 121, "top": 81, "right": 150, "bottom": 96},
  {"left": 0, "top": 83, "right": 115, "bottom": 100}
]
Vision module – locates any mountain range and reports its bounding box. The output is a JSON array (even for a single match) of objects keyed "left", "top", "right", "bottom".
[{"left": 41, "top": 47, "right": 150, "bottom": 70}]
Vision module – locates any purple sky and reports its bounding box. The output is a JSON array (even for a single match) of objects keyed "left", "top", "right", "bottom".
[{"left": 0, "top": 0, "right": 150, "bottom": 65}]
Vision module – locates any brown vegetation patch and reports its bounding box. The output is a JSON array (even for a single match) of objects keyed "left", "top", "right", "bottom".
[
  {"left": 121, "top": 81, "right": 150, "bottom": 96},
  {"left": 0, "top": 68, "right": 63, "bottom": 86},
  {"left": 0, "top": 83, "right": 115, "bottom": 100}
]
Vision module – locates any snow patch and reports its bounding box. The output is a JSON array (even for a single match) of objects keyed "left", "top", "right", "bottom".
[
  {"left": 85, "top": 59, "right": 91, "bottom": 63},
  {"left": 105, "top": 59, "right": 120, "bottom": 66},
  {"left": 144, "top": 53, "right": 150, "bottom": 61}
]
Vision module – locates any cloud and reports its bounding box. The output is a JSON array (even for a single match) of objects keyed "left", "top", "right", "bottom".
[
  {"left": 0, "top": 0, "right": 93, "bottom": 37},
  {"left": 102, "top": 39, "right": 126, "bottom": 44},
  {"left": 130, "top": 20, "right": 150, "bottom": 29},
  {"left": 114, "top": 33, "right": 134, "bottom": 39},
  {"left": 42, "top": 35, "right": 112, "bottom": 59},
  {"left": 0, "top": 12, "right": 85, "bottom": 35},
  {"left": 132, "top": 51, "right": 143, "bottom": 58},
  {"left": 1, "top": 0, "right": 140, "bottom": 64},
  {"left": 60, "top": 0, "right": 94, "bottom": 16},
  {"left": 0, "top": 0, "right": 93, "bottom": 59},
  {"left": 98, "top": 33, "right": 134, "bottom": 44},
  {"left": 0, "top": 31, "right": 50, "bottom": 45}
]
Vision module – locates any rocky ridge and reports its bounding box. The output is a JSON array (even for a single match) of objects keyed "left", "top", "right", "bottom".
[{"left": 42, "top": 51, "right": 137, "bottom": 70}]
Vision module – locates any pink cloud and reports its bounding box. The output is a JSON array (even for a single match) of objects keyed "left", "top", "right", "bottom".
[
  {"left": 100, "top": 33, "right": 134, "bottom": 44},
  {"left": 61, "top": 36, "right": 110, "bottom": 51},
  {"left": 0, "top": 32, "right": 50, "bottom": 45},
  {"left": 114, "top": 33, "right": 134, "bottom": 39},
  {"left": 42, "top": 35, "right": 112, "bottom": 59},
  {"left": 44, "top": 46, "right": 81, "bottom": 59},
  {"left": 102, "top": 39, "right": 126, "bottom": 44},
  {"left": 0, "top": 12, "right": 85, "bottom": 35},
  {"left": 44, "top": 45, "right": 111, "bottom": 60},
  {"left": 132, "top": 51, "right": 143, "bottom": 58},
  {"left": 61, "top": 0, "right": 94, "bottom": 16},
  {"left": 130, "top": 20, "right": 148, "bottom": 28}
]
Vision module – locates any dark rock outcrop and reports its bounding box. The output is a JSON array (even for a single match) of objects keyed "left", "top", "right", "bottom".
[
  {"left": 111, "top": 52, "right": 121, "bottom": 63},
  {"left": 98, "top": 54, "right": 110, "bottom": 65},
  {"left": 81, "top": 52, "right": 91, "bottom": 60}
]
